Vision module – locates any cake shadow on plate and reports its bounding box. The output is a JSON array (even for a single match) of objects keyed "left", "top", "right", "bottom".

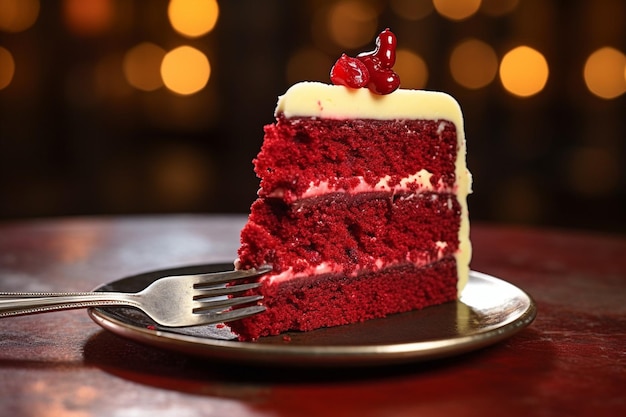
[{"left": 82, "top": 325, "right": 553, "bottom": 401}]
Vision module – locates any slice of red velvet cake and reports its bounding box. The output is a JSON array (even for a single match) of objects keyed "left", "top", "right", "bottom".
[{"left": 230, "top": 32, "right": 472, "bottom": 342}]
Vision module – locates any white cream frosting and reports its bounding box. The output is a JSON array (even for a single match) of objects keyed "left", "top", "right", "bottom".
[
  {"left": 266, "top": 249, "right": 448, "bottom": 285},
  {"left": 276, "top": 82, "right": 464, "bottom": 129},
  {"left": 268, "top": 169, "right": 442, "bottom": 200},
  {"left": 272, "top": 82, "right": 472, "bottom": 293}
]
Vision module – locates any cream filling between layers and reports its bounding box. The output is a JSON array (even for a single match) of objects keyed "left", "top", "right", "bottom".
[
  {"left": 271, "top": 82, "right": 472, "bottom": 294},
  {"left": 265, "top": 240, "right": 452, "bottom": 285},
  {"left": 267, "top": 169, "right": 443, "bottom": 199}
]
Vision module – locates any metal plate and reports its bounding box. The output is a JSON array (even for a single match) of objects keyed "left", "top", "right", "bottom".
[{"left": 89, "top": 264, "right": 536, "bottom": 367}]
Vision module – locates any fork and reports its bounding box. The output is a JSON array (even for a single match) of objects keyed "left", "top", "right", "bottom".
[{"left": 0, "top": 266, "right": 270, "bottom": 327}]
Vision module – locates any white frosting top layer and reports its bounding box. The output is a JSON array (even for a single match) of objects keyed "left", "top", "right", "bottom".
[
  {"left": 276, "top": 82, "right": 464, "bottom": 131},
  {"left": 273, "top": 82, "right": 472, "bottom": 293}
]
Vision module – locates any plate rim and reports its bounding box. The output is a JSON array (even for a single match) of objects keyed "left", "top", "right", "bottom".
[{"left": 88, "top": 267, "right": 536, "bottom": 367}]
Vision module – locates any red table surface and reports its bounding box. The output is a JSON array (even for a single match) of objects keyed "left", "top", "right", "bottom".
[{"left": 0, "top": 215, "right": 624, "bottom": 417}]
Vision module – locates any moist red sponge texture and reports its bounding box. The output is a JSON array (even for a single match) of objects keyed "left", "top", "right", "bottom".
[
  {"left": 228, "top": 259, "right": 457, "bottom": 341},
  {"left": 237, "top": 193, "right": 461, "bottom": 276},
  {"left": 255, "top": 115, "right": 458, "bottom": 202},
  {"left": 232, "top": 116, "right": 462, "bottom": 341}
]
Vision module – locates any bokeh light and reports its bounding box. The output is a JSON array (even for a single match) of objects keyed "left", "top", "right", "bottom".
[
  {"left": 389, "top": 0, "right": 433, "bottom": 21},
  {"left": 327, "top": 0, "right": 378, "bottom": 49},
  {"left": 168, "top": 0, "right": 219, "bottom": 38},
  {"left": 583, "top": 46, "right": 626, "bottom": 99},
  {"left": 161, "top": 46, "right": 210, "bottom": 95},
  {"left": 450, "top": 39, "right": 498, "bottom": 89},
  {"left": 286, "top": 48, "right": 333, "bottom": 85},
  {"left": 63, "top": 0, "right": 114, "bottom": 36},
  {"left": 0, "top": 0, "right": 40, "bottom": 32},
  {"left": 480, "top": 0, "right": 519, "bottom": 16},
  {"left": 499, "top": 46, "right": 549, "bottom": 97},
  {"left": 433, "top": 0, "right": 481, "bottom": 21},
  {"left": 0, "top": 47, "right": 15, "bottom": 90},
  {"left": 395, "top": 49, "right": 428, "bottom": 89},
  {"left": 123, "top": 43, "right": 166, "bottom": 92}
]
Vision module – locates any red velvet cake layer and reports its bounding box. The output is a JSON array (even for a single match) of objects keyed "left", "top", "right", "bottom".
[
  {"left": 228, "top": 258, "right": 458, "bottom": 341},
  {"left": 234, "top": 193, "right": 461, "bottom": 340},
  {"left": 255, "top": 116, "right": 459, "bottom": 201},
  {"left": 233, "top": 112, "right": 466, "bottom": 341},
  {"left": 238, "top": 192, "right": 461, "bottom": 276}
]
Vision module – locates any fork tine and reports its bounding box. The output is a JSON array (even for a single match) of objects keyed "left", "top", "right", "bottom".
[
  {"left": 193, "top": 282, "right": 260, "bottom": 300},
  {"left": 197, "top": 305, "right": 266, "bottom": 325},
  {"left": 191, "top": 265, "right": 272, "bottom": 288},
  {"left": 193, "top": 294, "right": 263, "bottom": 313}
]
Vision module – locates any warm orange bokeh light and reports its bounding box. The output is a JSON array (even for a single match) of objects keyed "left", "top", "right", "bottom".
[
  {"left": 433, "top": 0, "right": 481, "bottom": 21},
  {"left": 499, "top": 46, "right": 549, "bottom": 97},
  {"left": 0, "top": 0, "right": 40, "bottom": 32},
  {"left": 450, "top": 39, "right": 498, "bottom": 89},
  {"left": 161, "top": 46, "right": 210, "bottom": 95},
  {"left": 328, "top": 0, "right": 378, "bottom": 49},
  {"left": 63, "top": 0, "right": 113, "bottom": 36},
  {"left": 168, "top": 0, "right": 219, "bottom": 38},
  {"left": 0, "top": 46, "right": 15, "bottom": 90},
  {"left": 583, "top": 47, "right": 626, "bottom": 99},
  {"left": 389, "top": 0, "right": 433, "bottom": 21},
  {"left": 395, "top": 49, "right": 428, "bottom": 89},
  {"left": 123, "top": 43, "right": 166, "bottom": 92}
]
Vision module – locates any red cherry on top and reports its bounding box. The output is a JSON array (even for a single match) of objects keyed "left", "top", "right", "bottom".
[
  {"left": 358, "top": 55, "right": 400, "bottom": 95},
  {"left": 358, "top": 28, "right": 397, "bottom": 68},
  {"left": 369, "top": 68, "right": 400, "bottom": 95},
  {"left": 330, "top": 54, "right": 370, "bottom": 89},
  {"left": 330, "top": 28, "right": 400, "bottom": 95}
]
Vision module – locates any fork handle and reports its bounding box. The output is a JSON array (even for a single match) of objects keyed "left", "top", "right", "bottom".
[
  {"left": 0, "top": 293, "right": 141, "bottom": 318},
  {"left": 0, "top": 291, "right": 113, "bottom": 297}
]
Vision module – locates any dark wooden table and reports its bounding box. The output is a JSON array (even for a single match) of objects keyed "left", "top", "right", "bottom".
[{"left": 0, "top": 215, "right": 624, "bottom": 416}]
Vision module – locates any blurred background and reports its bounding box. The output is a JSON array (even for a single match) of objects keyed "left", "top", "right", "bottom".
[{"left": 0, "top": 0, "right": 624, "bottom": 234}]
